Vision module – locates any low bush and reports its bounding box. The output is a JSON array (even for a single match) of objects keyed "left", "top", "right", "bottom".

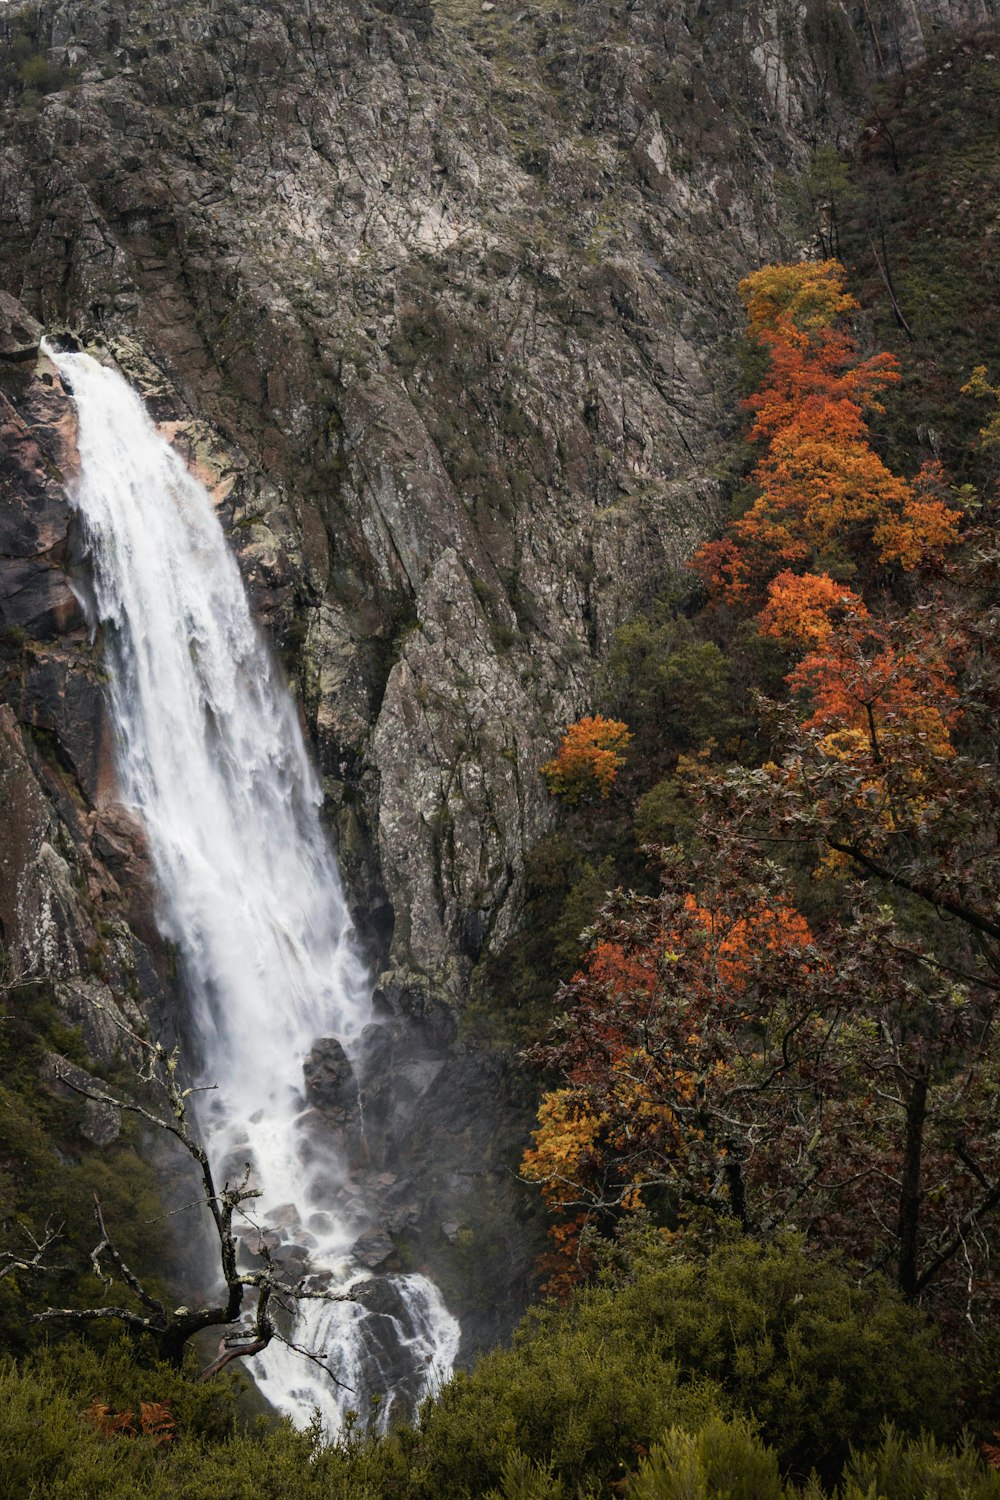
[{"left": 0, "top": 1238, "right": 979, "bottom": 1499}]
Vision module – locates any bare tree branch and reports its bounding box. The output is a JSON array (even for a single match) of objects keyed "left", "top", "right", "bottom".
[
  {"left": 91, "top": 1194, "right": 165, "bottom": 1319},
  {"left": 0, "top": 1219, "right": 63, "bottom": 1281},
  {"left": 36, "top": 1013, "right": 357, "bottom": 1389}
]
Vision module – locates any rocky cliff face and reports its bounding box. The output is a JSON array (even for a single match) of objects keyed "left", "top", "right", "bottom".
[{"left": 1, "top": 0, "right": 997, "bottom": 1351}]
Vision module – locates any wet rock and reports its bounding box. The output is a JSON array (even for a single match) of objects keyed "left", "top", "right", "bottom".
[
  {"left": 352, "top": 1226, "right": 396, "bottom": 1269},
  {"left": 86, "top": 801, "right": 160, "bottom": 950},
  {"left": 302, "top": 1268, "right": 334, "bottom": 1291},
  {"left": 274, "top": 1246, "right": 311, "bottom": 1280},
  {"left": 386, "top": 1200, "right": 421, "bottom": 1232},
  {"left": 293, "top": 1107, "right": 353, "bottom": 1166},
  {"left": 373, "top": 968, "right": 457, "bottom": 1048},
  {"left": 359, "top": 1022, "right": 395, "bottom": 1069},
  {"left": 268, "top": 1203, "right": 301, "bottom": 1231},
  {"left": 303, "top": 1036, "right": 360, "bottom": 1121},
  {"left": 347, "top": 1273, "right": 454, "bottom": 1414},
  {"left": 397, "top": 1058, "right": 445, "bottom": 1096},
  {"left": 218, "top": 1148, "right": 259, "bottom": 1187},
  {"left": 353, "top": 1275, "right": 409, "bottom": 1318}
]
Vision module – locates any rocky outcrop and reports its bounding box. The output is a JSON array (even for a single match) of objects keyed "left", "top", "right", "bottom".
[
  {"left": 0, "top": 291, "right": 41, "bottom": 362},
  {"left": 0, "top": 337, "right": 168, "bottom": 1055},
  {"left": 41, "top": 1050, "right": 121, "bottom": 1145}
]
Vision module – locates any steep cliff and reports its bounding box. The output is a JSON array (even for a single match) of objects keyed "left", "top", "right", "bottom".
[{"left": 1, "top": 0, "right": 997, "bottom": 1351}]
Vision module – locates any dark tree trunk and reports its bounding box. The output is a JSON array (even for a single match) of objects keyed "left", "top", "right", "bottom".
[{"left": 897, "top": 1070, "right": 929, "bottom": 1299}]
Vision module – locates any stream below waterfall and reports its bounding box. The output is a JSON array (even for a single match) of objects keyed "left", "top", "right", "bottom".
[{"left": 43, "top": 340, "right": 460, "bottom": 1434}]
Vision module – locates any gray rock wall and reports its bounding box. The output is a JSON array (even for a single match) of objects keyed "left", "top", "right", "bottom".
[{"left": 8, "top": 0, "right": 989, "bottom": 1002}]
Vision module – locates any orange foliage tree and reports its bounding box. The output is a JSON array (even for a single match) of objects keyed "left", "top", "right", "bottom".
[
  {"left": 757, "top": 570, "right": 868, "bottom": 648},
  {"left": 691, "top": 260, "right": 961, "bottom": 606},
  {"left": 522, "top": 261, "right": 1000, "bottom": 1317},
  {"left": 694, "top": 261, "right": 965, "bottom": 843},
  {"left": 540, "top": 715, "right": 632, "bottom": 802},
  {"left": 522, "top": 875, "right": 818, "bottom": 1294},
  {"left": 756, "top": 572, "right": 960, "bottom": 765},
  {"left": 787, "top": 613, "right": 960, "bottom": 761}
]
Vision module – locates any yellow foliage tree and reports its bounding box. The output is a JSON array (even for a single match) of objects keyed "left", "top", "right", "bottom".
[{"left": 962, "top": 365, "right": 1000, "bottom": 448}]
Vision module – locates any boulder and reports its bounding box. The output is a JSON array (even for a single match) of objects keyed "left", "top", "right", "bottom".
[
  {"left": 0, "top": 293, "right": 42, "bottom": 362},
  {"left": 303, "top": 1036, "right": 361, "bottom": 1122},
  {"left": 41, "top": 1052, "right": 121, "bottom": 1146},
  {"left": 352, "top": 1226, "right": 396, "bottom": 1269}
]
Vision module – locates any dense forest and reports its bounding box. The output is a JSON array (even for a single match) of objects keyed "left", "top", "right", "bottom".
[{"left": 3, "top": 0, "right": 1000, "bottom": 1496}]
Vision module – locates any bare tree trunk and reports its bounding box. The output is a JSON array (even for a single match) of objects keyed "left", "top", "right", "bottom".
[
  {"left": 897, "top": 1070, "right": 928, "bottom": 1299},
  {"left": 867, "top": 218, "right": 915, "bottom": 341}
]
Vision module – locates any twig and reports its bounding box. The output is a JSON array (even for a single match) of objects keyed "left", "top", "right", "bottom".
[
  {"left": 0, "top": 1218, "right": 63, "bottom": 1280},
  {"left": 271, "top": 1331, "right": 355, "bottom": 1391}
]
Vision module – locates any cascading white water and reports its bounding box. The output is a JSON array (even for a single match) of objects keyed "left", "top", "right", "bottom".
[{"left": 44, "top": 341, "right": 460, "bottom": 1433}]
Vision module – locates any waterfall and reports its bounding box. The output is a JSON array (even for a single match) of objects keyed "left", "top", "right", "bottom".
[{"left": 44, "top": 341, "right": 460, "bottom": 1434}]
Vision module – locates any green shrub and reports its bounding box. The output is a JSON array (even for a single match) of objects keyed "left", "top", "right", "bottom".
[
  {"left": 18, "top": 52, "right": 54, "bottom": 91},
  {"left": 381, "top": 1233, "right": 953, "bottom": 1495},
  {"left": 625, "top": 1417, "right": 1000, "bottom": 1500},
  {"left": 602, "top": 1234, "right": 954, "bottom": 1484},
  {"left": 844, "top": 1425, "right": 1000, "bottom": 1500},
  {"left": 629, "top": 1414, "right": 784, "bottom": 1500},
  {"left": 0, "top": 1350, "right": 375, "bottom": 1500},
  {"left": 405, "top": 1309, "right": 723, "bottom": 1496},
  {"left": 483, "top": 1450, "right": 569, "bottom": 1499},
  {"left": 0, "top": 1254, "right": 982, "bottom": 1500},
  {"left": 30, "top": 1339, "right": 240, "bottom": 1448},
  {"left": 633, "top": 776, "right": 694, "bottom": 849},
  {"left": 602, "top": 612, "right": 736, "bottom": 758}
]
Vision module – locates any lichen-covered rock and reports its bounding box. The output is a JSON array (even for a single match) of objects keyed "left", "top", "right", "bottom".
[
  {"left": 41, "top": 1050, "right": 122, "bottom": 1146},
  {"left": 0, "top": 706, "right": 50, "bottom": 963},
  {"left": 372, "top": 548, "right": 553, "bottom": 999}
]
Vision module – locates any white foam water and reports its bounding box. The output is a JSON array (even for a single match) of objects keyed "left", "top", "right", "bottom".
[{"left": 44, "top": 341, "right": 459, "bottom": 1434}]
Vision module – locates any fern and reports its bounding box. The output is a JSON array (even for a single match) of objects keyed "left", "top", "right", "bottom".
[{"left": 139, "top": 1401, "right": 175, "bottom": 1445}]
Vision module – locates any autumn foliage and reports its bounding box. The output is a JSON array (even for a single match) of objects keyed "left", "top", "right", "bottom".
[
  {"left": 84, "top": 1398, "right": 175, "bottom": 1445},
  {"left": 522, "top": 886, "right": 817, "bottom": 1293},
  {"left": 693, "top": 262, "right": 967, "bottom": 789},
  {"left": 963, "top": 364, "right": 1000, "bottom": 449},
  {"left": 523, "top": 260, "right": 1000, "bottom": 1317},
  {"left": 690, "top": 260, "right": 961, "bottom": 605},
  {"left": 540, "top": 715, "right": 631, "bottom": 802},
  {"left": 757, "top": 570, "right": 868, "bottom": 647}
]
